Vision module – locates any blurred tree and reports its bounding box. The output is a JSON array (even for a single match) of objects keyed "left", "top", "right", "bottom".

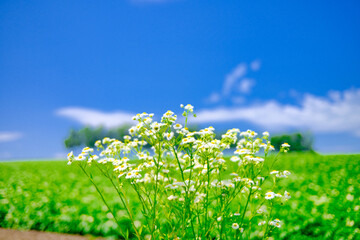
[
  {"left": 64, "top": 124, "right": 199, "bottom": 149},
  {"left": 271, "top": 132, "right": 314, "bottom": 152},
  {"left": 64, "top": 129, "right": 82, "bottom": 149},
  {"left": 64, "top": 125, "right": 131, "bottom": 149},
  {"left": 79, "top": 127, "right": 104, "bottom": 147}
]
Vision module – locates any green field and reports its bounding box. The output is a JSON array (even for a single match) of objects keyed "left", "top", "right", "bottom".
[{"left": 0, "top": 153, "right": 359, "bottom": 239}]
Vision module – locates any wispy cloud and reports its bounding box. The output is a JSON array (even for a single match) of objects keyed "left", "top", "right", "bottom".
[
  {"left": 196, "top": 88, "right": 360, "bottom": 136},
  {"left": 250, "top": 60, "right": 261, "bottom": 71},
  {"left": 238, "top": 78, "right": 255, "bottom": 94},
  {"left": 223, "top": 63, "right": 247, "bottom": 96},
  {"left": 0, "top": 132, "right": 23, "bottom": 142},
  {"left": 205, "top": 92, "right": 221, "bottom": 104},
  {"left": 205, "top": 60, "right": 260, "bottom": 104},
  {"left": 56, "top": 107, "right": 135, "bottom": 128}
]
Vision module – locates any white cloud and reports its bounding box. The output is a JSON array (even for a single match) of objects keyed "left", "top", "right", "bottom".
[
  {"left": 222, "top": 63, "right": 247, "bottom": 96},
  {"left": 195, "top": 88, "right": 360, "bottom": 136},
  {"left": 205, "top": 60, "right": 260, "bottom": 104},
  {"left": 0, "top": 132, "right": 22, "bottom": 142},
  {"left": 238, "top": 78, "right": 255, "bottom": 94},
  {"left": 250, "top": 60, "right": 261, "bottom": 71},
  {"left": 205, "top": 92, "right": 221, "bottom": 104},
  {"left": 56, "top": 107, "right": 135, "bottom": 128}
]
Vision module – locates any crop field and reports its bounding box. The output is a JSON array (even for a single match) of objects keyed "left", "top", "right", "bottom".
[{"left": 0, "top": 153, "right": 359, "bottom": 239}]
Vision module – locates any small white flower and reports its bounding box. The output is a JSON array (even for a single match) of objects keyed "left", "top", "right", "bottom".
[
  {"left": 173, "top": 181, "right": 186, "bottom": 187},
  {"left": 102, "top": 137, "right": 111, "bottom": 144},
  {"left": 230, "top": 156, "right": 240, "bottom": 162},
  {"left": 82, "top": 147, "right": 94, "bottom": 153},
  {"left": 114, "top": 164, "right": 129, "bottom": 172},
  {"left": 88, "top": 155, "right": 99, "bottom": 163},
  {"left": 76, "top": 154, "right": 86, "bottom": 161},
  {"left": 94, "top": 140, "right": 102, "bottom": 148},
  {"left": 163, "top": 132, "right": 174, "bottom": 141},
  {"left": 283, "top": 170, "right": 291, "bottom": 176},
  {"left": 284, "top": 191, "right": 291, "bottom": 200},
  {"left": 173, "top": 123, "right": 183, "bottom": 129},
  {"left": 231, "top": 223, "right": 239, "bottom": 230},
  {"left": 262, "top": 131, "right": 269, "bottom": 137},
  {"left": 167, "top": 195, "right": 178, "bottom": 201},
  {"left": 249, "top": 131, "right": 258, "bottom": 138},
  {"left": 125, "top": 172, "right": 134, "bottom": 179},
  {"left": 258, "top": 221, "right": 266, "bottom": 226},
  {"left": 281, "top": 142, "right": 290, "bottom": 148},
  {"left": 234, "top": 148, "right": 250, "bottom": 155},
  {"left": 67, "top": 151, "right": 74, "bottom": 161},
  {"left": 269, "top": 219, "right": 282, "bottom": 228},
  {"left": 181, "top": 137, "right": 195, "bottom": 145},
  {"left": 265, "top": 191, "right": 275, "bottom": 200},
  {"left": 184, "top": 104, "right": 194, "bottom": 112},
  {"left": 260, "top": 143, "right": 267, "bottom": 148},
  {"left": 257, "top": 209, "right": 264, "bottom": 214}
]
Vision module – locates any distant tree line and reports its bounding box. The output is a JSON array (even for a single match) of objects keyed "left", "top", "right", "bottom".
[
  {"left": 64, "top": 125, "right": 131, "bottom": 149},
  {"left": 64, "top": 126, "right": 314, "bottom": 152},
  {"left": 271, "top": 132, "right": 313, "bottom": 152},
  {"left": 64, "top": 125, "right": 199, "bottom": 149}
]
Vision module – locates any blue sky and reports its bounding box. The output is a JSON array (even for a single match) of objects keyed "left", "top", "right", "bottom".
[{"left": 1, "top": 0, "right": 360, "bottom": 159}]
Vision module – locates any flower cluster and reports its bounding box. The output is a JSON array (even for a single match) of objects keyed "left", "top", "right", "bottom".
[{"left": 68, "top": 104, "right": 292, "bottom": 239}]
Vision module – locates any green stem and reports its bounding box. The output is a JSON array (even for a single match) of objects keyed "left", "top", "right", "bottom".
[
  {"left": 240, "top": 188, "right": 252, "bottom": 228},
  {"left": 95, "top": 163, "right": 141, "bottom": 239},
  {"left": 263, "top": 203, "right": 274, "bottom": 240},
  {"left": 79, "top": 164, "right": 127, "bottom": 239}
]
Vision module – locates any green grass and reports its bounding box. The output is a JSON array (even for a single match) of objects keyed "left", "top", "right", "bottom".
[{"left": 0, "top": 153, "right": 359, "bottom": 239}]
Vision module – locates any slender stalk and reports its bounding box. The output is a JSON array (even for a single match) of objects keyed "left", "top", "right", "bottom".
[
  {"left": 110, "top": 177, "right": 141, "bottom": 239},
  {"left": 263, "top": 203, "right": 274, "bottom": 240},
  {"left": 150, "top": 142, "right": 162, "bottom": 238},
  {"left": 95, "top": 163, "right": 141, "bottom": 239},
  {"left": 204, "top": 154, "right": 211, "bottom": 238},
  {"left": 79, "top": 164, "right": 127, "bottom": 239},
  {"left": 240, "top": 188, "right": 252, "bottom": 228}
]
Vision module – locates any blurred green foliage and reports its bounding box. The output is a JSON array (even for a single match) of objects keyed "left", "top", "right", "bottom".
[
  {"left": 0, "top": 153, "right": 359, "bottom": 239},
  {"left": 64, "top": 125, "right": 199, "bottom": 149},
  {"left": 271, "top": 133, "right": 314, "bottom": 152},
  {"left": 0, "top": 161, "right": 138, "bottom": 239},
  {"left": 64, "top": 126, "right": 131, "bottom": 149}
]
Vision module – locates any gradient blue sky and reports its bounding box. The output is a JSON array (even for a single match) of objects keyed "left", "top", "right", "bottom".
[{"left": 1, "top": 0, "right": 360, "bottom": 159}]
